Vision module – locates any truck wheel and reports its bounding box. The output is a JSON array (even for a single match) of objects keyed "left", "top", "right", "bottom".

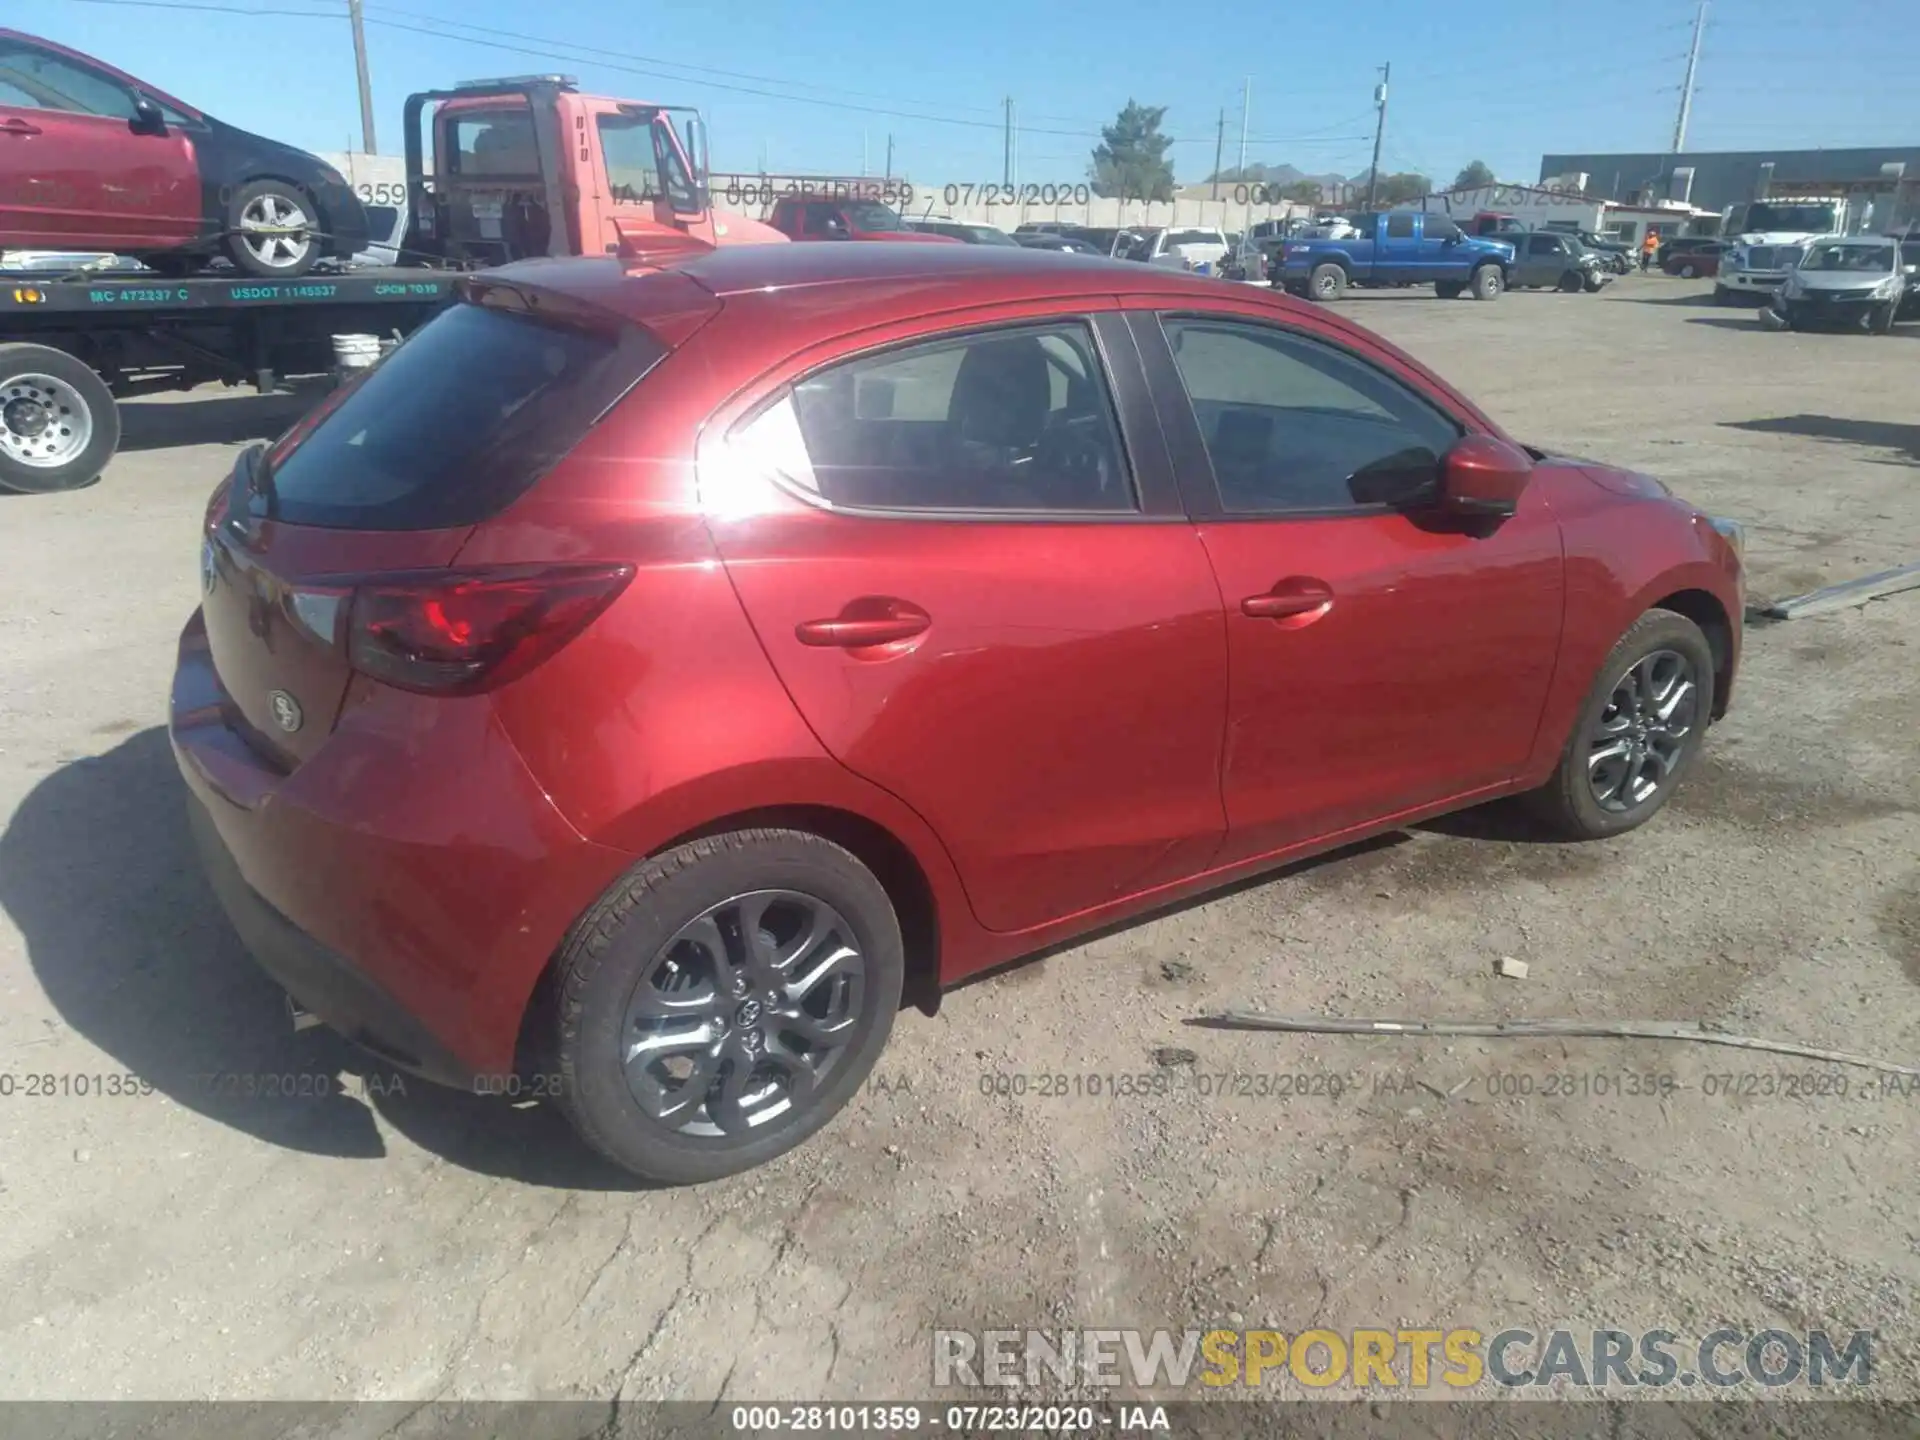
[
  {"left": 1869, "top": 303, "right": 1897, "bottom": 335},
  {"left": 1434, "top": 280, "right": 1464, "bottom": 300},
  {"left": 1712, "top": 285, "right": 1737, "bottom": 306},
  {"left": 1470, "top": 265, "right": 1504, "bottom": 301},
  {"left": 1678, "top": 262, "right": 1697, "bottom": 279},
  {"left": 223, "top": 179, "right": 320, "bottom": 279},
  {"left": 0, "top": 343, "right": 119, "bottom": 495},
  {"left": 1308, "top": 264, "right": 1347, "bottom": 302},
  {"left": 1557, "top": 271, "right": 1584, "bottom": 293}
]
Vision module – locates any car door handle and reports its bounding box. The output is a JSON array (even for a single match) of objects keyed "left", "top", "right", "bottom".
[
  {"left": 795, "top": 601, "right": 931, "bottom": 648},
  {"left": 1242, "top": 582, "right": 1334, "bottom": 622},
  {"left": 0, "top": 119, "right": 42, "bottom": 136}
]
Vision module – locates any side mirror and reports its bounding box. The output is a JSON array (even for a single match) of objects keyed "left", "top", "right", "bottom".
[
  {"left": 129, "top": 92, "right": 167, "bottom": 135},
  {"left": 1440, "top": 435, "right": 1533, "bottom": 519}
]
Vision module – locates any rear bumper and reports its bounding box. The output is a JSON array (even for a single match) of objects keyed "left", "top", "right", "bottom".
[
  {"left": 185, "top": 791, "right": 477, "bottom": 1086},
  {"left": 169, "top": 609, "right": 631, "bottom": 1084}
]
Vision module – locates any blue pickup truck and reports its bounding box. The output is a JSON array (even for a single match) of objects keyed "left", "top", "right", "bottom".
[{"left": 1278, "top": 211, "right": 1515, "bottom": 301}]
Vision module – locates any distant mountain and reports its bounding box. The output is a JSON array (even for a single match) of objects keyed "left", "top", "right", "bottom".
[{"left": 1204, "top": 162, "right": 1350, "bottom": 190}]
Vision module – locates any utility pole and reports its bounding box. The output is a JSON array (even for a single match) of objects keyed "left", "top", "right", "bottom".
[
  {"left": 1364, "top": 61, "right": 1390, "bottom": 210},
  {"left": 862, "top": 129, "right": 869, "bottom": 177},
  {"left": 1003, "top": 97, "right": 1013, "bottom": 186},
  {"left": 885, "top": 133, "right": 894, "bottom": 181},
  {"left": 1237, "top": 78, "right": 1251, "bottom": 174},
  {"left": 1010, "top": 101, "right": 1018, "bottom": 190},
  {"left": 346, "top": 0, "right": 376, "bottom": 154},
  {"left": 1672, "top": 1, "right": 1708, "bottom": 153},
  {"left": 1212, "top": 109, "right": 1225, "bottom": 200}
]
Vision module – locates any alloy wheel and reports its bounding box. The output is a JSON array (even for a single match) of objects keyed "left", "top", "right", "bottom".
[
  {"left": 621, "top": 890, "right": 866, "bottom": 1139},
  {"left": 238, "top": 192, "right": 315, "bottom": 271},
  {"left": 1587, "top": 649, "right": 1698, "bottom": 812}
]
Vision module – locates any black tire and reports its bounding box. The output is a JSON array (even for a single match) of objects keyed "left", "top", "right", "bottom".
[
  {"left": 1470, "top": 264, "right": 1504, "bottom": 300},
  {"left": 222, "top": 178, "right": 321, "bottom": 279},
  {"left": 1713, "top": 285, "right": 1737, "bottom": 306},
  {"left": 553, "top": 828, "right": 904, "bottom": 1184},
  {"left": 1523, "top": 609, "right": 1716, "bottom": 841},
  {"left": 1307, "top": 263, "right": 1347, "bottom": 302},
  {"left": 1434, "top": 280, "right": 1464, "bottom": 300},
  {"left": 0, "top": 343, "right": 119, "bottom": 495},
  {"left": 1557, "top": 271, "right": 1583, "bottom": 293},
  {"left": 135, "top": 252, "right": 200, "bottom": 278},
  {"left": 1678, "top": 262, "right": 1697, "bottom": 279}
]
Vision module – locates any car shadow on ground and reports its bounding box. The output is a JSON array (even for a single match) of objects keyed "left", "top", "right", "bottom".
[
  {"left": 1723, "top": 414, "right": 1920, "bottom": 464},
  {"left": 1614, "top": 289, "right": 1732, "bottom": 307},
  {"left": 118, "top": 388, "right": 322, "bottom": 453},
  {"left": 0, "top": 728, "right": 645, "bottom": 1190}
]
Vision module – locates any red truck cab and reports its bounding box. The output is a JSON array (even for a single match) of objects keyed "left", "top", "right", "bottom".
[
  {"left": 767, "top": 195, "right": 957, "bottom": 242},
  {"left": 403, "top": 75, "right": 785, "bottom": 267}
]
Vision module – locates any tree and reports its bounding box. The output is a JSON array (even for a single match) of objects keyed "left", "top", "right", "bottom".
[
  {"left": 1367, "top": 171, "right": 1433, "bottom": 206},
  {"left": 1090, "top": 101, "right": 1175, "bottom": 202},
  {"left": 1452, "top": 159, "right": 1496, "bottom": 190}
]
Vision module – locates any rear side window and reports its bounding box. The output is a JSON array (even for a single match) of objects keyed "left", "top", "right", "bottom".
[
  {"left": 729, "top": 322, "right": 1136, "bottom": 514},
  {"left": 451, "top": 111, "right": 539, "bottom": 177},
  {"left": 1385, "top": 214, "right": 1415, "bottom": 238},
  {"left": 261, "top": 298, "right": 664, "bottom": 530}
]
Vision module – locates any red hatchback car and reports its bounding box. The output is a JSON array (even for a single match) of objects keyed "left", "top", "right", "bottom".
[{"left": 171, "top": 244, "right": 1743, "bottom": 1182}]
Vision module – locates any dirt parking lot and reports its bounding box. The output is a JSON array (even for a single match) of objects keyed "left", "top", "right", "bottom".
[{"left": 0, "top": 276, "right": 1915, "bottom": 1425}]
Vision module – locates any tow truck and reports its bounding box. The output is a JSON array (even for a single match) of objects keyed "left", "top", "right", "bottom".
[{"left": 1, "top": 74, "right": 776, "bottom": 493}]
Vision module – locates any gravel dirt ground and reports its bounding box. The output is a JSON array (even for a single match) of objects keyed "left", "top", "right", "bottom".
[{"left": 0, "top": 276, "right": 1916, "bottom": 1424}]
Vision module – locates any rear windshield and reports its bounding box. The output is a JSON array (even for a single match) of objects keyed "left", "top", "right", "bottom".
[{"left": 261, "top": 298, "right": 664, "bottom": 530}]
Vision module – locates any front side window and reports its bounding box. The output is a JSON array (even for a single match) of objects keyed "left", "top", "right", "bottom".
[
  {"left": 1426, "top": 218, "right": 1462, "bottom": 243},
  {"left": 0, "top": 42, "right": 137, "bottom": 118},
  {"left": 843, "top": 201, "right": 903, "bottom": 232},
  {"left": 596, "top": 113, "right": 657, "bottom": 203},
  {"left": 730, "top": 322, "right": 1136, "bottom": 514},
  {"left": 1162, "top": 318, "right": 1462, "bottom": 514}
]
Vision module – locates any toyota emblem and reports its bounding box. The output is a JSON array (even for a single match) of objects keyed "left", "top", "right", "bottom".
[{"left": 268, "top": 690, "right": 303, "bottom": 733}]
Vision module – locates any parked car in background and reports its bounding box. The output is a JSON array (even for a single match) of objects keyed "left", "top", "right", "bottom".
[
  {"left": 0, "top": 28, "right": 370, "bottom": 277},
  {"left": 1014, "top": 233, "right": 1101, "bottom": 254},
  {"left": 1118, "top": 226, "right": 1231, "bottom": 270},
  {"left": 905, "top": 219, "right": 1019, "bottom": 245},
  {"left": 1281, "top": 211, "right": 1513, "bottom": 300},
  {"left": 172, "top": 242, "right": 1743, "bottom": 1184},
  {"left": 1543, "top": 224, "right": 1634, "bottom": 273},
  {"left": 1060, "top": 226, "right": 1129, "bottom": 257},
  {"left": 1507, "top": 231, "right": 1611, "bottom": 292},
  {"left": 1761, "top": 234, "right": 1909, "bottom": 332},
  {"left": 1662, "top": 240, "right": 1728, "bottom": 278},
  {"left": 767, "top": 196, "right": 956, "bottom": 243}
]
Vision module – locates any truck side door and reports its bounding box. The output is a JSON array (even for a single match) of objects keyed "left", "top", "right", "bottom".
[
  {"left": 1378, "top": 212, "right": 1420, "bottom": 283},
  {"left": 1415, "top": 213, "right": 1464, "bottom": 278}
]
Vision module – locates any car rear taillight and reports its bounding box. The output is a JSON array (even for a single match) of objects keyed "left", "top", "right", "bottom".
[{"left": 344, "top": 564, "right": 634, "bottom": 696}]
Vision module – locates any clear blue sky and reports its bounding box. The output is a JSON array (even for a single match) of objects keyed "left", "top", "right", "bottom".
[{"left": 28, "top": 0, "right": 1918, "bottom": 184}]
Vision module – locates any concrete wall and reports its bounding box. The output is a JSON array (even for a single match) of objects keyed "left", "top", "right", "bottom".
[{"left": 321, "top": 154, "right": 1309, "bottom": 236}]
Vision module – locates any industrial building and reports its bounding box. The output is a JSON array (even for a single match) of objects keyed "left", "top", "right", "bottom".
[{"left": 1536, "top": 148, "right": 1920, "bottom": 233}]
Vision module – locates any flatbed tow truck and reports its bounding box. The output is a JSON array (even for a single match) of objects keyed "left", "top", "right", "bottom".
[{"left": 1, "top": 73, "right": 770, "bottom": 493}]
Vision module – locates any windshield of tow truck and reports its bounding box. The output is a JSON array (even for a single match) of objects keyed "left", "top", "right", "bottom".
[
  {"left": 1741, "top": 202, "right": 1838, "bottom": 234},
  {"left": 1800, "top": 241, "right": 1895, "bottom": 272}
]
